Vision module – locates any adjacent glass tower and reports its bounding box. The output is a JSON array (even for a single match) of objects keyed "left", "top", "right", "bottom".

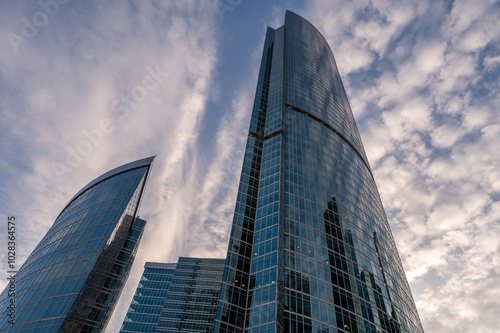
[
  {"left": 120, "top": 258, "right": 225, "bottom": 333},
  {"left": 156, "top": 258, "right": 225, "bottom": 332},
  {"left": 215, "top": 11, "right": 424, "bottom": 333},
  {"left": 120, "top": 262, "right": 176, "bottom": 333},
  {"left": 0, "top": 156, "right": 154, "bottom": 332}
]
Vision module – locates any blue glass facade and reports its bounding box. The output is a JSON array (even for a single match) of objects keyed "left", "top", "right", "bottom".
[
  {"left": 0, "top": 156, "right": 154, "bottom": 332},
  {"left": 215, "top": 11, "right": 424, "bottom": 333},
  {"left": 120, "top": 262, "right": 176, "bottom": 333},
  {"left": 156, "top": 257, "right": 225, "bottom": 332}
]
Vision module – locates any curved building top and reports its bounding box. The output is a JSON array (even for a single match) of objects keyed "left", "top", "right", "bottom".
[
  {"left": 71, "top": 156, "right": 155, "bottom": 201},
  {"left": 283, "top": 11, "right": 369, "bottom": 165},
  {"left": 59, "top": 155, "right": 156, "bottom": 218}
]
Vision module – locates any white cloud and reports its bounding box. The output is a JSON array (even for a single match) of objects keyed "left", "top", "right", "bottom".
[
  {"left": 414, "top": 41, "right": 447, "bottom": 74},
  {"left": 381, "top": 98, "right": 433, "bottom": 141},
  {"left": 462, "top": 106, "right": 491, "bottom": 130},
  {"left": 362, "top": 119, "right": 394, "bottom": 164},
  {"left": 306, "top": 0, "right": 418, "bottom": 74},
  {"left": 430, "top": 123, "right": 463, "bottom": 148},
  {"left": 435, "top": 52, "right": 475, "bottom": 98},
  {"left": 484, "top": 54, "right": 500, "bottom": 69}
]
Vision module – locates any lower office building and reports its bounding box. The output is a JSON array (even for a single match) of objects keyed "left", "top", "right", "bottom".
[
  {"left": 120, "top": 262, "right": 176, "bottom": 332},
  {"left": 120, "top": 258, "right": 225, "bottom": 333},
  {"left": 0, "top": 156, "right": 154, "bottom": 332}
]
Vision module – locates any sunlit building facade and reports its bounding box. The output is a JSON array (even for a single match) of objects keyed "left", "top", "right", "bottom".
[
  {"left": 0, "top": 156, "right": 154, "bottom": 332},
  {"left": 120, "top": 262, "right": 176, "bottom": 333},
  {"left": 156, "top": 258, "right": 225, "bottom": 332},
  {"left": 214, "top": 11, "right": 424, "bottom": 333},
  {"left": 120, "top": 258, "right": 225, "bottom": 333}
]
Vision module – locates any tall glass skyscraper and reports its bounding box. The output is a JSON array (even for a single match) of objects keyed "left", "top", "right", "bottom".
[
  {"left": 214, "top": 11, "right": 424, "bottom": 333},
  {"left": 0, "top": 156, "right": 154, "bottom": 332}
]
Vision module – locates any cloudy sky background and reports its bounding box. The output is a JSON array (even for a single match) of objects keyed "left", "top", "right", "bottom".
[{"left": 0, "top": 0, "right": 499, "bottom": 332}]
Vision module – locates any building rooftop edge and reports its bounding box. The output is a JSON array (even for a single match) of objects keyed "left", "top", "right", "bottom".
[
  {"left": 69, "top": 156, "right": 156, "bottom": 206},
  {"left": 145, "top": 262, "right": 177, "bottom": 270},
  {"left": 144, "top": 257, "right": 226, "bottom": 270}
]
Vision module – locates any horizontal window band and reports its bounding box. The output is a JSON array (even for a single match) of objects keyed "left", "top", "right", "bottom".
[
  {"left": 247, "top": 105, "right": 373, "bottom": 180},
  {"left": 249, "top": 129, "right": 283, "bottom": 141},
  {"left": 284, "top": 104, "right": 373, "bottom": 180}
]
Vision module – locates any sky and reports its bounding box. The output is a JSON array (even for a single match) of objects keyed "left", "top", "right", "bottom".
[{"left": 0, "top": 0, "right": 499, "bottom": 332}]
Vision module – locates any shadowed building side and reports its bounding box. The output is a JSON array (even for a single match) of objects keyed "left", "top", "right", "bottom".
[
  {"left": 120, "top": 262, "right": 177, "bottom": 333},
  {"left": 119, "top": 258, "right": 225, "bottom": 333},
  {"left": 156, "top": 258, "right": 225, "bottom": 333}
]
